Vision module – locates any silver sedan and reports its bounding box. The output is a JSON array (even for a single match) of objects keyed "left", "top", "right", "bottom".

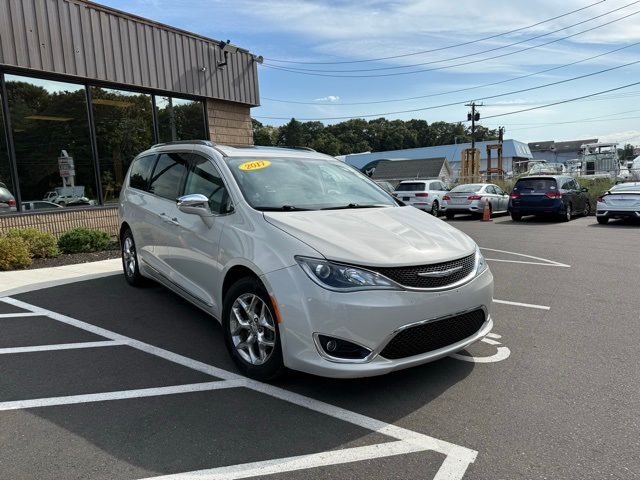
[{"left": 441, "top": 183, "right": 510, "bottom": 219}]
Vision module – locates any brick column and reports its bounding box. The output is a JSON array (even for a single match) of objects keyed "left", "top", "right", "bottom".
[{"left": 206, "top": 99, "right": 254, "bottom": 146}]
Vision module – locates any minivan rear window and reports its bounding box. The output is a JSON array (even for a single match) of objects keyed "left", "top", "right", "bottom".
[
  {"left": 395, "top": 182, "right": 426, "bottom": 191},
  {"left": 514, "top": 178, "right": 557, "bottom": 191}
]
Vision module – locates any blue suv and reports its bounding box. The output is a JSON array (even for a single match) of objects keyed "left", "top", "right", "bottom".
[{"left": 508, "top": 176, "right": 591, "bottom": 222}]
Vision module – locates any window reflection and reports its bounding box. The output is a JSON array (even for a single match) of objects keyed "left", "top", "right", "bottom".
[
  {"left": 156, "top": 96, "right": 205, "bottom": 142},
  {"left": 5, "top": 75, "right": 96, "bottom": 209},
  {"left": 92, "top": 87, "right": 154, "bottom": 203},
  {"left": 0, "top": 89, "right": 16, "bottom": 214}
]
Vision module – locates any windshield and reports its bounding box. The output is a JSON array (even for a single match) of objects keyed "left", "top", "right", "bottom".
[
  {"left": 451, "top": 184, "right": 483, "bottom": 193},
  {"left": 611, "top": 183, "right": 640, "bottom": 192},
  {"left": 226, "top": 157, "right": 396, "bottom": 211}
]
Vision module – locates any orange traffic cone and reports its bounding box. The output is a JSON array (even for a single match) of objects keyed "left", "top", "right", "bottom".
[{"left": 482, "top": 201, "right": 492, "bottom": 222}]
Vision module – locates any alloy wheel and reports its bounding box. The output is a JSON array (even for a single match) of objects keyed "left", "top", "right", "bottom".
[
  {"left": 122, "top": 236, "right": 136, "bottom": 277},
  {"left": 431, "top": 202, "right": 439, "bottom": 216},
  {"left": 230, "top": 293, "right": 276, "bottom": 365}
]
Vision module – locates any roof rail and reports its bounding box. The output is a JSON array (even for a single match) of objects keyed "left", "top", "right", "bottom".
[
  {"left": 151, "top": 140, "right": 216, "bottom": 148},
  {"left": 292, "top": 146, "right": 316, "bottom": 152}
]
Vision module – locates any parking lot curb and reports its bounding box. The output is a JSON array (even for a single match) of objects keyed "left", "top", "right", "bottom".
[{"left": 0, "top": 259, "right": 121, "bottom": 298}]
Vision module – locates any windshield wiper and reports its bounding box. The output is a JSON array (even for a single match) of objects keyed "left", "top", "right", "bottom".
[
  {"left": 254, "top": 205, "right": 312, "bottom": 211},
  {"left": 320, "top": 203, "right": 392, "bottom": 210}
]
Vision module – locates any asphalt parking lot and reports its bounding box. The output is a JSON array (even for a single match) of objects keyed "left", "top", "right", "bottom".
[{"left": 1, "top": 214, "right": 638, "bottom": 480}]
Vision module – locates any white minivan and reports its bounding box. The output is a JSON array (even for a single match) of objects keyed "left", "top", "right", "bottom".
[{"left": 119, "top": 141, "right": 494, "bottom": 380}]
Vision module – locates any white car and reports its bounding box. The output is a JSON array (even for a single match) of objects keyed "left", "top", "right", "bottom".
[
  {"left": 441, "top": 183, "right": 510, "bottom": 219},
  {"left": 119, "top": 142, "right": 493, "bottom": 380},
  {"left": 393, "top": 179, "right": 449, "bottom": 216},
  {"left": 596, "top": 182, "right": 640, "bottom": 224}
]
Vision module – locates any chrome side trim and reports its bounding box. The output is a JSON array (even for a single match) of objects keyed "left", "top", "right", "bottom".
[{"left": 140, "top": 258, "right": 214, "bottom": 308}]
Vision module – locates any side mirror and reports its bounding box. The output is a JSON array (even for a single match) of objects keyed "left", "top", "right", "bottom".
[{"left": 177, "top": 194, "right": 214, "bottom": 227}]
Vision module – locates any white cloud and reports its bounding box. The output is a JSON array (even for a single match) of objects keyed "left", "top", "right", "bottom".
[
  {"left": 314, "top": 95, "right": 340, "bottom": 102},
  {"left": 596, "top": 130, "right": 640, "bottom": 145}
]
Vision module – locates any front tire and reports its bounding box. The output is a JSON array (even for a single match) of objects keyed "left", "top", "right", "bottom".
[
  {"left": 597, "top": 216, "right": 609, "bottom": 224},
  {"left": 222, "top": 277, "right": 285, "bottom": 381},
  {"left": 583, "top": 202, "right": 591, "bottom": 216},
  {"left": 121, "top": 228, "right": 146, "bottom": 287},
  {"left": 511, "top": 212, "right": 522, "bottom": 222}
]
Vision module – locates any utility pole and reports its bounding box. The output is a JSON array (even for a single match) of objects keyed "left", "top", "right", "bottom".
[{"left": 466, "top": 102, "right": 482, "bottom": 153}]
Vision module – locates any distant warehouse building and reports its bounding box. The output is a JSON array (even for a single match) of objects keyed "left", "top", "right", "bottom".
[
  {"left": 528, "top": 139, "right": 598, "bottom": 163},
  {"left": 342, "top": 139, "right": 532, "bottom": 180},
  {"left": 0, "top": 0, "right": 260, "bottom": 234}
]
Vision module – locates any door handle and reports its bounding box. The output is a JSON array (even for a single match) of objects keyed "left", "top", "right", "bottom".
[{"left": 159, "top": 213, "right": 180, "bottom": 225}]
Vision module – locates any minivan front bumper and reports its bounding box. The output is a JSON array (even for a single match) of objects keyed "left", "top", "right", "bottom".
[{"left": 261, "top": 263, "right": 494, "bottom": 378}]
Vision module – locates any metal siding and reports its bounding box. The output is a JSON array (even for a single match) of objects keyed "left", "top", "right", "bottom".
[
  {"left": 57, "top": 0, "right": 75, "bottom": 75},
  {"left": 0, "top": 0, "right": 259, "bottom": 105},
  {"left": 0, "top": 0, "right": 15, "bottom": 64}
]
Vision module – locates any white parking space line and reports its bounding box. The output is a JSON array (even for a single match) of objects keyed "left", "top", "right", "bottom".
[
  {"left": 0, "top": 381, "right": 245, "bottom": 412},
  {"left": 480, "top": 247, "right": 571, "bottom": 268},
  {"left": 0, "top": 297, "right": 241, "bottom": 381},
  {"left": 493, "top": 299, "right": 551, "bottom": 311},
  {"left": 0, "top": 312, "right": 41, "bottom": 318},
  {"left": 139, "top": 441, "right": 425, "bottom": 480},
  {"left": 0, "top": 340, "right": 126, "bottom": 355},
  {"left": 0, "top": 296, "right": 478, "bottom": 480},
  {"left": 480, "top": 338, "right": 501, "bottom": 346}
]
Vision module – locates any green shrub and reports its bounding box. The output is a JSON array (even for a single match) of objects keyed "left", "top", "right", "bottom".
[
  {"left": 58, "top": 228, "right": 111, "bottom": 254},
  {"left": 6, "top": 227, "right": 59, "bottom": 258},
  {"left": 577, "top": 177, "right": 616, "bottom": 214},
  {"left": 0, "top": 236, "right": 32, "bottom": 270}
]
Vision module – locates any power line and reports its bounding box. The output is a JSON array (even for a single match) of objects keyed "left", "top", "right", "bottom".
[
  {"left": 254, "top": 59, "right": 640, "bottom": 121},
  {"left": 261, "top": 41, "right": 640, "bottom": 106},
  {"left": 261, "top": 7, "right": 640, "bottom": 78},
  {"left": 264, "top": 0, "right": 640, "bottom": 73},
  {"left": 264, "top": 0, "right": 606, "bottom": 65},
  {"left": 477, "top": 80, "right": 640, "bottom": 120}
]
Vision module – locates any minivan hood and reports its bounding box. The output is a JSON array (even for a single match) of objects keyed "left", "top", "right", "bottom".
[{"left": 263, "top": 206, "right": 476, "bottom": 267}]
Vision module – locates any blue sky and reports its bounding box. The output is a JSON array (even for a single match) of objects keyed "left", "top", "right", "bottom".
[{"left": 101, "top": 0, "right": 640, "bottom": 146}]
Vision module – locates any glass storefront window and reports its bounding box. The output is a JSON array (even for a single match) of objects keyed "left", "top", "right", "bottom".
[
  {"left": 156, "top": 96, "right": 206, "bottom": 143},
  {"left": 5, "top": 75, "right": 96, "bottom": 209},
  {"left": 92, "top": 87, "right": 154, "bottom": 203},
  {"left": 0, "top": 88, "right": 17, "bottom": 215}
]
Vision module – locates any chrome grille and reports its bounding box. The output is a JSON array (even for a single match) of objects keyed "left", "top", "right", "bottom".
[{"left": 372, "top": 252, "right": 476, "bottom": 289}]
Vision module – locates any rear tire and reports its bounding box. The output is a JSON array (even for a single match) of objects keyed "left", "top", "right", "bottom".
[
  {"left": 121, "top": 229, "right": 146, "bottom": 287},
  {"left": 597, "top": 216, "right": 609, "bottom": 224},
  {"left": 561, "top": 203, "right": 572, "bottom": 222},
  {"left": 445, "top": 212, "right": 455, "bottom": 220},
  {"left": 511, "top": 212, "right": 522, "bottom": 222},
  {"left": 222, "top": 277, "right": 285, "bottom": 381},
  {"left": 430, "top": 201, "right": 439, "bottom": 217}
]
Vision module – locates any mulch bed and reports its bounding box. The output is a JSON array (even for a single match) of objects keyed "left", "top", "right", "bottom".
[{"left": 27, "top": 249, "right": 121, "bottom": 270}]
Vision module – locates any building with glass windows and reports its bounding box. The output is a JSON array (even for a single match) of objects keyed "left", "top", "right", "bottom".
[{"left": 0, "top": 0, "right": 259, "bottom": 232}]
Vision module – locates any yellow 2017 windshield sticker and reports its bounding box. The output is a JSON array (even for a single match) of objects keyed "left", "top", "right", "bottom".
[{"left": 239, "top": 160, "right": 271, "bottom": 171}]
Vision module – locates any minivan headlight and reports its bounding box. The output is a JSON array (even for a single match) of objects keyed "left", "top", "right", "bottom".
[
  {"left": 476, "top": 246, "right": 488, "bottom": 274},
  {"left": 296, "top": 256, "right": 402, "bottom": 291}
]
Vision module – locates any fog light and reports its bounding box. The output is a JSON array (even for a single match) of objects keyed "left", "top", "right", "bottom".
[{"left": 317, "top": 335, "right": 372, "bottom": 360}]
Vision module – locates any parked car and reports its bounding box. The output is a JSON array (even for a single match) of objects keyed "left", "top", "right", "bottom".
[
  {"left": 0, "top": 183, "right": 17, "bottom": 214},
  {"left": 21, "top": 201, "right": 64, "bottom": 211},
  {"left": 508, "top": 176, "right": 590, "bottom": 222},
  {"left": 43, "top": 186, "right": 91, "bottom": 206},
  {"left": 392, "top": 179, "right": 449, "bottom": 216},
  {"left": 441, "top": 183, "right": 509, "bottom": 219},
  {"left": 595, "top": 181, "right": 640, "bottom": 224},
  {"left": 119, "top": 142, "right": 494, "bottom": 380},
  {"left": 374, "top": 180, "right": 396, "bottom": 194}
]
